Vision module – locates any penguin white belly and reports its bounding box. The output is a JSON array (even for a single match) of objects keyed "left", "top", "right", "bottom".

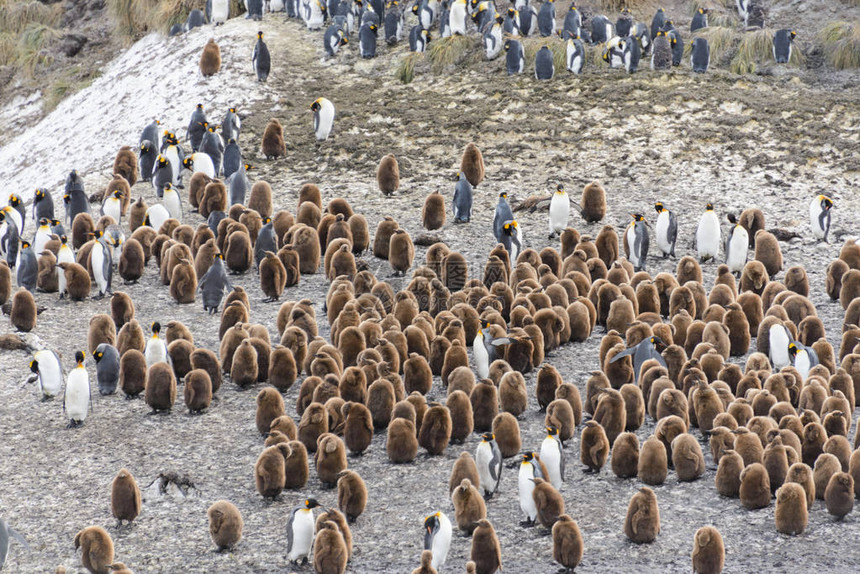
[
  {"left": 165, "top": 146, "right": 181, "bottom": 185},
  {"left": 36, "top": 351, "right": 63, "bottom": 397},
  {"left": 103, "top": 198, "right": 122, "bottom": 223},
  {"left": 192, "top": 153, "right": 216, "bottom": 178},
  {"left": 146, "top": 205, "right": 170, "bottom": 231},
  {"left": 450, "top": 4, "right": 467, "bottom": 35},
  {"left": 211, "top": 0, "right": 229, "bottom": 22},
  {"left": 769, "top": 325, "right": 790, "bottom": 369},
  {"left": 625, "top": 224, "right": 640, "bottom": 269},
  {"left": 307, "top": 1, "right": 325, "bottom": 29},
  {"left": 726, "top": 227, "right": 749, "bottom": 274},
  {"left": 315, "top": 104, "right": 335, "bottom": 141},
  {"left": 696, "top": 212, "right": 720, "bottom": 260},
  {"left": 473, "top": 335, "right": 489, "bottom": 379},
  {"left": 57, "top": 246, "right": 74, "bottom": 294},
  {"left": 808, "top": 197, "right": 825, "bottom": 239},
  {"left": 92, "top": 243, "right": 108, "bottom": 294},
  {"left": 65, "top": 370, "right": 90, "bottom": 421},
  {"left": 518, "top": 463, "right": 538, "bottom": 520},
  {"left": 655, "top": 211, "right": 671, "bottom": 256},
  {"left": 794, "top": 350, "right": 810, "bottom": 381},
  {"left": 475, "top": 442, "right": 496, "bottom": 494},
  {"left": 270, "top": 0, "right": 285, "bottom": 10},
  {"left": 430, "top": 514, "right": 452, "bottom": 569},
  {"left": 164, "top": 193, "right": 183, "bottom": 222},
  {"left": 288, "top": 510, "right": 314, "bottom": 561},
  {"left": 145, "top": 339, "right": 168, "bottom": 367},
  {"left": 549, "top": 194, "right": 569, "bottom": 233},
  {"left": 540, "top": 437, "right": 562, "bottom": 488},
  {"left": 34, "top": 230, "right": 51, "bottom": 255}
]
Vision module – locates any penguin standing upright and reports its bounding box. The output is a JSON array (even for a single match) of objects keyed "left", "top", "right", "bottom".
[
  {"left": 183, "top": 153, "right": 216, "bottom": 179},
  {"left": 187, "top": 104, "right": 207, "bottom": 151},
  {"left": 483, "top": 15, "right": 503, "bottom": 59},
  {"left": 162, "top": 139, "right": 184, "bottom": 188},
  {"left": 609, "top": 336, "right": 666, "bottom": 383},
  {"left": 500, "top": 220, "right": 523, "bottom": 261},
  {"left": 549, "top": 184, "right": 570, "bottom": 237},
  {"left": 64, "top": 170, "right": 90, "bottom": 226},
  {"left": 691, "top": 8, "right": 708, "bottom": 32},
  {"left": 211, "top": 0, "right": 229, "bottom": 24},
  {"left": 505, "top": 39, "right": 525, "bottom": 75},
  {"left": 102, "top": 191, "right": 123, "bottom": 224},
  {"left": 0, "top": 209, "right": 20, "bottom": 269},
  {"left": 198, "top": 254, "right": 232, "bottom": 313},
  {"left": 696, "top": 203, "right": 720, "bottom": 262},
  {"left": 151, "top": 156, "right": 173, "bottom": 199},
  {"left": 616, "top": 7, "right": 632, "bottom": 37},
  {"left": 91, "top": 230, "right": 113, "bottom": 299},
  {"left": 624, "top": 213, "right": 649, "bottom": 272},
  {"left": 566, "top": 37, "right": 585, "bottom": 74},
  {"left": 222, "top": 108, "right": 242, "bottom": 143},
  {"left": 359, "top": 22, "right": 378, "bottom": 58},
  {"left": 537, "top": 0, "right": 555, "bottom": 37},
  {"left": 540, "top": 426, "right": 565, "bottom": 489},
  {"left": 788, "top": 342, "right": 818, "bottom": 381},
  {"left": 228, "top": 163, "right": 252, "bottom": 206},
  {"left": 535, "top": 45, "right": 555, "bottom": 79},
  {"left": 287, "top": 498, "right": 320, "bottom": 564},
  {"left": 163, "top": 183, "right": 183, "bottom": 222},
  {"left": 452, "top": 172, "right": 473, "bottom": 224},
  {"left": 519, "top": 3, "right": 537, "bottom": 35},
  {"left": 518, "top": 452, "right": 545, "bottom": 526},
  {"left": 449, "top": 0, "right": 467, "bottom": 35},
  {"left": 144, "top": 322, "right": 171, "bottom": 367},
  {"left": 16, "top": 240, "right": 37, "bottom": 291},
  {"left": 437, "top": 0, "right": 451, "bottom": 37},
  {"left": 200, "top": 124, "right": 224, "bottom": 176},
  {"left": 94, "top": 343, "right": 121, "bottom": 395},
  {"left": 622, "top": 37, "right": 641, "bottom": 73},
  {"left": 768, "top": 323, "right": 791, "bottom": 369},
  {"left": 57, "top": 235, "right": 75, "bottom": 297},
  {"left": 33, "top": 218, "right": 53, "bottom": 255},
  {"left": 654, "top": 202, "right": 676, "bottom": 258},
  {"left": 65, "top": 351, "right": 91, "bottom": 428},
  {"left": 492, "top": 192, "right": 514, "bottom": 243},
  {"left": 725, "top": 215, "right": 749, "bottom": 276},
  {"left": 246, "top": 0, "right": 263, "bottom": 20},
  {"left": 424, "top": 512, "right": 452, "bottom": 570},
  {"left": 591, "top": 15, "right": 613, "bottom": 44},
  {"left": 691, "top": 37, "right": 710, "bottom": 73},
  {"left": 252, "top": 31, "right": 271, "bottom": 82},
  {"left": 140, "top": 119, "right": 160, "bottom": 146},
  {"left": 773, "top": 30, "right": 796, "bottom": 64},
  {"left": 502, "top": 7, "right": 520, "bottom": 37},
  {"left": 30, "top": 349, "right": 63, "bottom": 400},
  {"left": 562, "top": 5, "right": 580, "bottom": 37},
  {"left": 475, "top": 432, "right": 502, "bottom": 499},
  {"left": 311, "top": 98, "right": 335, "bottom": 141},
  {"left": 32, "top": 189, "right": 54, "bottom": 222},
  {"left": 808, "top": 194, "right": 833, "bottom": 242},
  {"left": 651, "top": 30, "right": 671, "bottom": 70},
  {"left": 139, "top": 141, "right": 157, "bottom": 182}
]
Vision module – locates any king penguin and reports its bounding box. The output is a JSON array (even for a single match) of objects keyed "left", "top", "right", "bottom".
[
  {"left": 788, "top": 342, "right": 818, "bottom": 381},
  {"left": 424, "top": 512, "right": 452, "bottom": 570},
  {"left": 549, "top": 184, "right": 570, "bottom": 237},
  {"left": 144, "top": 322, "right": 171, "bottom": 367},
  {"left": 287, "top": 498, "right": 320, "bottom": 564},
  {"left": 624, "top": 213, "right": 649, "bottom": 272},
  {"left": 64, "top": 170, "right": 90, "bottom": 226},
  {"left": 91, "top": 230, "right": 113, "bottom": 299},
  {"left": 808, "top": 194, "right": 833, "bottom": 242},
  {"left": 151, "top": 155, "right": 173, "bottom": 199},
  {"left": 57, "top": 235, "right": 75, "bottom": 297},
  {"left": 187, "top": 104, "right": 207, "bottom": 151},
  {"left": 30, "top": 349, "right": 63, "bottom": 400},
  {"left": 252, "top": 31, "right": 271, "bottom": 82},
  {"left": 162, "top": 183, "right": 183, "bottom": 222},
  {"left": 64, "top": 351, "right": 91, "bottom": 428},
  {"left": 773, "top": 29, "right": 796, "bottom": 64},
  {"left": 94, "top": 343, "right": 121, "bottom": 395},
  {"left": 500, "top": 220, "right": 523, "bottom": 261},
  {"left": 540, "top": 426, "right": 565, "bottom": 489},
  {"left": 16, "top": 240, "right": 37, "bottom": 291},
  {"left": 32, "top": 188, "right": 54, "bottom": 222},
  {"left": 566, "top": 36, "right": 585, "bottom": 74},
  {"left": 696, "top": 203, "right": 720, "bottom": 262},
  {"left": 535, "top": 45, "right": 555, "bottom": 79},
  {"left": 691, "top": 7, "right": 708, "bottom": 32},
  {"left": 453, "top": 171, "right": 473, "bottom": 224},
  {"left": 33, "top": 218, "right": 53, "bottom": 255},
  {"left": 691, "top": 37, "right": 710, "bottom": 73},
  {"left": 475, "top": 432, "right": 502, "bottom": 499},
  {"left": 198, "top": 254, "right": 232, "bottom": 313},
  {"left": 610, "top": 336, "right": 666, "bottom": 383},
  {"left": 211, "top": 0, "right": 229, "bottom": 24},
  {"left": 493, "top": 192, "right": 514, "bottom": 243},
  {"left": 654, "top": 202, "right": 676, "bottom": 258},
  {"left": 518, "top": 452, "right": 545, "bottom": 526},
  {"left": 725, "top": 214, "right": 749, "bottom": 276},
  {"left": 311, "top": 97, "right": 335, "bottom": 141},
  {"left": 505, "top": 39, "right": 524, "bottom": 75},
  {"left": 101, "top": 191, "right": 123, "bottom": 224},
  {"left": 324, "top": 25, "right": 349, "bottom": 55},
  {"left": 359, "top": 22, "right": 378, "bottom": 58},
  {"left": 768, "top": 323, "right": 791, "bottom": 369}
]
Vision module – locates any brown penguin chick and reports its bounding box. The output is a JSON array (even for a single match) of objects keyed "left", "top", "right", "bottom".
[
  {"left": 269, "top": 415, "right": 298, "bottom": 441},
  {"left": 36, "top": 250, "right": 58, "bottom": 292},
  {"left": 377, "top": 154, "right": 400, "bottom": 195},
  {"left": 419, "top": 402, "right": 452, "bottom": 455},
  {"left": 593, "top": 388, "right": 626, "bottom": 445},
  {"left": 774, "top": 482, "right": 808, "bottom": 535},
  {"left": 422, "top": 191, "right": 446, "bottom": 230},
  {"left": 532, "top": 477, "right": 565, "bottom": 529},
  {"left": 283, "top": 440, "right": 309, "bottom": 489},
  {"left": 260, "top": 118, "right": 287, "bottom": 159},
  {"left": 72, "top": 212, "right": 95, "bottom": 249},
  {"left": 545, "top": 399, "right": 575, "bottom": 443},
  {"left": 412, "top": 550, "right": 437, "bottom": 574},
  {"left": 298, "top": 183, "right": 322, "bottom": 209},
  {"left": 491, "top": 413, "right": 521, "bottom": 458},
  {"left": 824, "top": 471, "right": 854, "bottom": 520},
  {"left": 117, "top": 237, "right": 145, "bottom": 284},
  {"left": 671, "top": 433, "right": 705, "bottom": 481},
  {"left": 638, "top": 435, "right": 668, "bottom": 486},
  {"left": 763, "top": 435, "right": 789, "bottom": 493},
  {"left": 442, "top": 340, "right": 469, "bottom": 388},
  {"left": 259, "top": 252, "right": 287, "bottom": 302},
  {"left": 113, "top": 145, "right": 138, "bottom": 187},
  {"left": 460, "top": 142, "right": 485, "bottom": 186},
  {"left": 145, "top": 362, "right": 176, "bottom": 414},
  {"left": 277, "top": 244, "right": 301, "bottom": 287},
  {"left": 248, "top": 181, "right": 273, "bottom": 218},
  {"left": 109, "top": 562, "right": 133, "bottom": 574},
  {"left": 74, "top": 526, "right": 114, "bottom": 573},
  {"left": 619, "top": 383, "right": 643, "bottom": 431},
  {"left": 824, "top": 434, "right": 851, "bottom": 469},
  {"left": 255, "top": 443, "right": 290, "bottom": 499},
  {"left": 199, "top": 181, "right": 227, "bottom": 219},
  {"left": 580, "top": 420, "right": 610, "bottom": 472},
  {"left": 739, "top": 462, "right": 771, "bottom": 509},
  {"left": 199, "top": 38, "right": 221, "bottom": 75},
  {"left": 372, "top": 216, "right": 399, "bottom": 259},
  {"left": 499, "top": 371, "right": 527, "bottom": 417},
  {"left": 714, "top": 450, "right": 744, "bottom": 497},
  {"left": 183, "top": 369, "right": 212, "bottom": 414},
  {"left": 611, "top": 432, "right": 640, "bottom": 478},
  {"left": 470, "top": 518, "right": 502, "bottom": 574},
  {"left": 224, "top": 229, "right": 253, "bottom": 275},
  {"left": 441, "top": 251, "right": 468, "bottom": 292},
  {"left": 110, "top": 468, "right": 141, "bottom": 527},
  {"left": 387, "top": 417, "right": 418, "bottom": 463},
  {"left": 293, "top": 225, "right": 321, "bottom": 274},
  {"left": 335, "top": 470, "right": 367, "bottom": 523},
  {"left": 404, "top": 353, "right": 432, "bottom": 395},
  {"left": 624, "top": 487, "right": 660, "bottom": 543},
  {"left": 753, "top": 230, "right": 783, "bottom": 278},
  {"left": 470, "top": 379, "right": 499, "bottom": 433},
  {"left": 0, "top": 260, "right": 10, "bottom": 305},
  {"left": 346, "top": 214, "right": 369, "bottom": 254},
  {"left": 9, "top": 288, "right": 36, "bottom": 331},
  {"left": 802, "top": 422, "right": 827, "bottom": 467},
  {"left": 298, "top": 402, "right": 329, "bottom": 453},
  {"left": 579, "top": 181, "right": 606, "bottom": 223},
  {"left": 163, "top": 338, "right": 193, "bottom": 378},
  {"left": 315, "top": 433, "right": 348, "bottom": 487},
  {"left": 739, "top": 260, "right": 768, "bottom": 295},
  {"left": 367, "top": 378, "right": 395, "bottom": 430},
  {"left": 189, "top": 173, "right": 212, "bottom": 211},
  {"left": 108, "top": 292, "right": 134, "bottom": 330},
  {"left": 549, "top": 514, "right": 582, "bottom": 572},
  {"left": 731, "top": 427, "right": 763, "bottom": 466},
  {"left": 536, "top": 364, "right": 562, "bottom": 412},
  {"left": 447, "top": 390, "right": 474, "bottom": 444},
  {"left": 190, "top": 348, "right": 222, "bottom": 394},
  {"left": 595, "top": 224, "right": 619, "bottom": 267},
  {"left": 128, "top": 196, "right": 148, "bottom": 231},
  {"left": 450, "top": 451, "right": 481, "bottom": 494},
  {"left": 229, "top": 339, "right": 258, "bottom": 388},
  {"left": 826, "top": 258, "right": 849, "bottom": 301},
  {"left": 738, "top": 207, "right": 765, "bottom": 247},
  {"left": 328, "top": 244, "right": 356, "bottom": 281},
  {"left": 207, "top": 500, "right": 243, "bottom": 551},
  {"left": 313, "top": 520, "right": 348, "bottom": 574},
  {"left": 389, "top": 229, "right": 414, "bottom": 276},
  {"left": 785, "top": 462, "right": 815, "bottom": 509},
  {"left": 255, "top": 387, "right": 285, "bottom": 435},
  {"left": 452, "top": 478, "right": 487, "bottom": 534},
  {"left": 691, "top": 526, "right": 725, "bottom": 574},
  {"left": 342, "top": 402, "right": 373, "bottom": 455},
  {"left": 813, "top": 453, "right": 842, "bottom": 500},
  {"left": 119, "top": 350, "right": 146, "bottom": 398},
  {"left": 692, "top": 380, "right": 725, "bottom": 433},
  {"left": 168, "top": 258, "right": 197, "bottom": 304},
  {"left": 604, "top": 344, "right": 635, "bottom": 390}
]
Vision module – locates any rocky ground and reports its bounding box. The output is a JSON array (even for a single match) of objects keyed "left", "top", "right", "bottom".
[{"left": 1, "top": 1, "right": 860, "bottom": 572}]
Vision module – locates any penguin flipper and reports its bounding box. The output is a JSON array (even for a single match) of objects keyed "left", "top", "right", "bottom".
[
  {"left": 488, "top": 337, "right": 513, "bottom": 347},
  {"left": 8, "top": 527, "right": 29, "bottom": 549},
  {"left": 609, "top": 346, "right": 636, "bottom": 363},
  {"left": 489, "top": 442, "right": 502, "bottom": 483},
  {"left": 557, "top": 437, "right": 566, "bottom": 481},
  {"left": 285, "top": 508, "right": 297, "bottom": 553}
]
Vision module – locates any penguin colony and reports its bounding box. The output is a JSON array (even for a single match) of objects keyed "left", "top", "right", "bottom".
[{"left": 0, "top": 3, "right": 854, "bottom": 574}]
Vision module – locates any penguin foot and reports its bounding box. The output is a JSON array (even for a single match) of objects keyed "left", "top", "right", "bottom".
[
  {"left": 519, "top": 519, "right": 535, "bottom": 527},
  {"left": 538, "top": 528, "right": 553, "bottom": 537},
  {"left": 483, "top": 492, "right": 493, "bottom": 501},
  {"left": 93, "top": 293, "right": 105, "bottom": 300}
]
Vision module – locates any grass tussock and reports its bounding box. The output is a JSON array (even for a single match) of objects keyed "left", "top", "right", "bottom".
[
  {"left": 596, "top": 0, "right": 645, "bottom": 11},
  {"left": 107, "top": 0, "right": 221, "bottom": 43},
  {"left": 522, "top": 37, "right": 566, "bottom": 72},
  {"left": 396, "top": 52, "right": 422, "bottom": 84},
  {"left": 819, "top": 21, "right": 860, "bottom": 69},
  {"left": 686, "top": 25, "right": 739, "bottom": 64},
  {"left": 43, "top": 67, "right": 101, "bottom": 111},
  {"left": 427, "top": 34, "right": 475, "bottom": 72},
  {"left": 16, "top": 22, "right": 60, "bottom": 74},
  {"left": 730, "top": 28, "right": 773, "bottom": 74},
  {"left": 688, "top": 0, "right": 723, "bottom": 16},
  {"left": 709, "top": 14, "right": 736, "bottom": 28},
  {"left": 0, "top": 0, "right": 62, "bottom": 74},
  {"left": 0, "top": 0, "right": 61, "bottom": 35}
]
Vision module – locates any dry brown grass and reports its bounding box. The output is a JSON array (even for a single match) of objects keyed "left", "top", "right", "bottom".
[
  {"left": 107, "top": 0, "right": 214, "bottom": 43},
  {"left": 818, "top": 21, "right": 860, "bottom": 69},
  {"left": 685, "top": 25, "right": 739, "bottom": 65},
  {"left": 427, "top": 34, "right": 476, "bottom": 72},
  {"left": 0, "top": 0, "right": 62, "bottom": 74},
  {"left": 0, "top": 0, "right": 61, "bottom": 34},
  {"left": 395, "top": 52, "right": 421, "bottom": 84},
  {"left": 522, "top": 37, "right": 566, "bottom": 72},
  {"left": 596, "top": 0, "right": 647, "bottom": 11}
]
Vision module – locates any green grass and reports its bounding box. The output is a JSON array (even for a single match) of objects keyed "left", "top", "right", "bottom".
[
  {"left": 685, "top": 26, "right": 739, "bottom": 65},
  {"left": 819, "top": 21, "right": 860, "bottom": 69},
  {"left": 427, "top": 35, "right": 475, "bottom": 72},
  {"left": 522, "top": 37, "right": 566, "bottom": 72},
  {"left": 0, "top": 1, "right": 62, "bottom": 74},
  {"left": 396, "top": 52, "right": 421, "bottom": 84},
  {"left": 709, "top": 14, "right": 736, "bottom": 28},
  {"left": 730, "top": 28, "right": 777, "bottom": 74},
  {"left": 0, "top": 0, "right": 61, "bottom": 34},
  {"left": 107, "top": 0, "right": 231, "bottom": 43},
  {"left": 43, "top": 67, "right": 101, "bottom": 112}
]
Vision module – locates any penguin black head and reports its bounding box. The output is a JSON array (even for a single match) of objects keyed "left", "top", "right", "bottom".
[
  {"left": 340, "top": 34, "right": 349, "bottom": 46},
  {"left": 726, "top": 212, "right": 737, "bottom": 224},
  {"left": 650, "top": 336, "right": 666, "bottom": 351},
  {"left": 311, "top": 99, "right": 322, "bottom": 112},
  {"left": 788, "top": 343, "right": 798, "bottom": 357},
  {"left": 522, "top": 451, "right": 536, "bottom": 462},
  {"left": 705, "top": 203, "right": 714, "bottom": 211},
  {"left": 244, "top": 163, "right": 254, "bottom": 171},
  {"left": 196, "top": 103, "right": 203, "bottom": 110},
  {"left": 229, "top": 107, "right": 237, "bottom": 114},
  {"left": 182, "top": 157, "right": 193, "bottom": 168},
  {"left": 411, "top": 3, "right": 418, "bottom": 13},
  {"left": 75, "top": 351, "right": 85, "bottom": 365},
  {"left": 152, "top": 322, "right": 162, "bottom": 335},
  {"left": 216, "top": 252, "right": 224, "bottom": 260},
  {"left": 263, "top": 217, "right": 272, "bottom": 225},
  {"left": 506, "top": 6, "right": 515, "bottom": 16},
  {"left": 631, "top": 213, "right": 645, "bottom": 222},
  {"left": 790, "top": 30, "right": 796, "bottom": 40},
  {"left": 546, "top": 426, "right": 558, "bottom": 436},
  {"left": 304, "top": 498, "right": 321, "bottom": 509},
  {"left": 35, "top": 189, "right": 44, "bottom": 200},
  {"left": 94, "top": 349, "right": 104, "bottom": 362},
  {"left": 370, "top": 24, "right": 378, "bottom": 34},
  {"left": 556, "top": 184, "right": 565, "bottom": 194},
  {"left": 257, "top": 31, "right": 264, "bottom": 39},
  {"left": 20, "top": 239, "right": 30, "bottom": 249},
  {"left": 697, "top": 7, "right": 705, "bottom": 14},
  {"left": 157, "top": 155, "right": 168, "bottom": 167},
  {"left": 481, "top": 432, "right": 494, "bottom": 442},
  {"left": 60, "top": 235, "right": 68, "bottom": 244},
  {"left": 654, "top": 202, "right": 665, "bottom": 214},
  {"left": 656, "top": 30, "right": 665, "bottom": 37},
  {"left": 822, "top": 196, "right": 834, "bottom": 210},
  {"left": 29, "top": 359, "right": 39, "bottom": 374},
  {"left": 568, "top": 4, "right": 576, "bottom": 11},
  {"left": 424, "top": 512, "right": 441, "bottom": 533},
  {"left": 39, "top": 217, "right": 49, "bottom": 227},
  {"left": 9, "top": 194, "right": 21, "bottom": 207}
]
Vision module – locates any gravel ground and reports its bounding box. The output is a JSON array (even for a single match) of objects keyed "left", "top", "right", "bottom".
[{"left": 1, "top": 3, "right": 860, "bottom": 573}]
